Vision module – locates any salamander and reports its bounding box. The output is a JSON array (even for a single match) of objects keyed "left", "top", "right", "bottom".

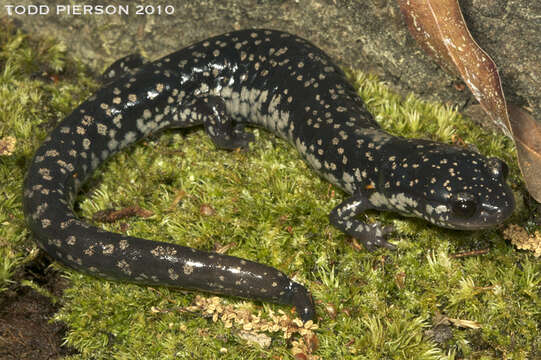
[{"left": 22, "top": 29, "right": 515, "bottom": 321}]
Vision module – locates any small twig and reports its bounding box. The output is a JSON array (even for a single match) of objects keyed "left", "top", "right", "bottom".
[
  {"left": 449, "top": 248, "right": 489, "bottom": 258},
  {"left": 92, "top": 205, "right": 153, "bottom": 223}
]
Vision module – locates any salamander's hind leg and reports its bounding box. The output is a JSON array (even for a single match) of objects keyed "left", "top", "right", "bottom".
[
  {"left": 101, "top": 53, "right": 147, "bottom": 84},
  {"left": 195, "top": 95, "right": 255, "bottom": 150},
  {"left": 329, "top": 193, "right": 396, "bottom": 251}
]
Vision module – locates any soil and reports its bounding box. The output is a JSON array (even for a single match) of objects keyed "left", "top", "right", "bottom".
[{"left": 0, "top": 254, "right": 78, "bottom": 360}]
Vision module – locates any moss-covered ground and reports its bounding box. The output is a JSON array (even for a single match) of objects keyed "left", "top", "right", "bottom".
[{"left": 1, "top": 20, "right": 539, "bottom": 359}]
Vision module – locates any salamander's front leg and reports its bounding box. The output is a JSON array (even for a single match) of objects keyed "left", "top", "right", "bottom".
[
  {"left": 329, "top": 192, "right": 395, "bottom": 251},
  {"left": 196, "top": 96, "right": 255, "bottom": 150}
]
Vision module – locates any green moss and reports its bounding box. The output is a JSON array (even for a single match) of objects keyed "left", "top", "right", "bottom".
[
  {"left": 0, "top": 20, "right": 96, "bottom": 292},
  {"left": 1, "top": 21, "right": 539, "bottom": 359}
]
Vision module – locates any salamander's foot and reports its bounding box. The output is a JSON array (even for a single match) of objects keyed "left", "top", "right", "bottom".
[
  {"left": 197, "top": 95, "right": 255, "bottom": 150},
  {"left": 358, "top": 223, "right": 396, "bottom": 251},
  {"left": 329, "top": 193, "right": 397, "bottom": 251},
  {"left": 231, "top": 123, "right": 255, "bottom": 149},
  {"left": 213, "top": 130, "right": 255, "bottom": 150}
]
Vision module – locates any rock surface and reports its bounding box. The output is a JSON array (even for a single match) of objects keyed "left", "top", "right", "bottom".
[{"left": 5, "top": 0, "right": 540, "bottom": 127}]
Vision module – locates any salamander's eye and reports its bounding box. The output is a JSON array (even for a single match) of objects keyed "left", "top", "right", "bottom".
[{"left": 451, "top": 192, "right": 478, "bottom": 218}]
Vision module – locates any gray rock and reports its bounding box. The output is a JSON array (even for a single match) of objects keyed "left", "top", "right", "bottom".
[{"left": 7, "top": 0, "right": 540, "bottom": 127}]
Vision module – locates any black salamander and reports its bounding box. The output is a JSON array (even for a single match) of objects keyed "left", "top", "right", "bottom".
[{"left": 23, "top": 29, "right": 515, "bottom": 321}]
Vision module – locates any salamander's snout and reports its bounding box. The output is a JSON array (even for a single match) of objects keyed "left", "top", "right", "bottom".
[{"left": 480, "top": 193, "right": 515, "bottom": 224}]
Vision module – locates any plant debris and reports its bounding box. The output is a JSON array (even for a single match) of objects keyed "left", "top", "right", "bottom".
[
  {"left": 503, "top": 224, "right": 541, "bottom": 257},
  {"left": 182, "top": 295, "right": 320, "bottom": 358},
  {"left": 0, "top": 136, "right": 16, "bottom": 156},
  {"left": 92, "top": 205, "right": 153, "bottom": 222}
]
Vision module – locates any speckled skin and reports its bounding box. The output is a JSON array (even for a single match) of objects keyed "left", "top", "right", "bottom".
[{"left": 23, "top": 29, "right": 514, "bottom": 321}]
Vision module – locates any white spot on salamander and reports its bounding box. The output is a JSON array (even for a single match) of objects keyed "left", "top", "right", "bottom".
[{"left": 369, "top": 192, "right": 388, "bottom": 208}]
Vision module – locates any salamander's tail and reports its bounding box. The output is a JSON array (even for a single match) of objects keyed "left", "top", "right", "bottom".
[{"left": 23, "top": 166, "right": 315, "bottom": 321}]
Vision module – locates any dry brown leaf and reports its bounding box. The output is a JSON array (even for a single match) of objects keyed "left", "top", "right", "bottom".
[
  {"left": 506, "top": 104, "right": 541, "bottom": 202},
  {"left": 398, "top": 0, "right": 458, "bottom": 76},
  {"left": 398, "top": 0, "right": 510, "bottom": 135},
  {"left": 398, "top": 0, "right": 541, "bottom": 202}
]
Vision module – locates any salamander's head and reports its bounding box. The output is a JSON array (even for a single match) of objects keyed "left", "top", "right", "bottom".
[
  {"left": 436, "top": 155, "right": 514, "bottom": 230},
  {"left": 379, "top": 142, "right": 515, "bottom": 230}
]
